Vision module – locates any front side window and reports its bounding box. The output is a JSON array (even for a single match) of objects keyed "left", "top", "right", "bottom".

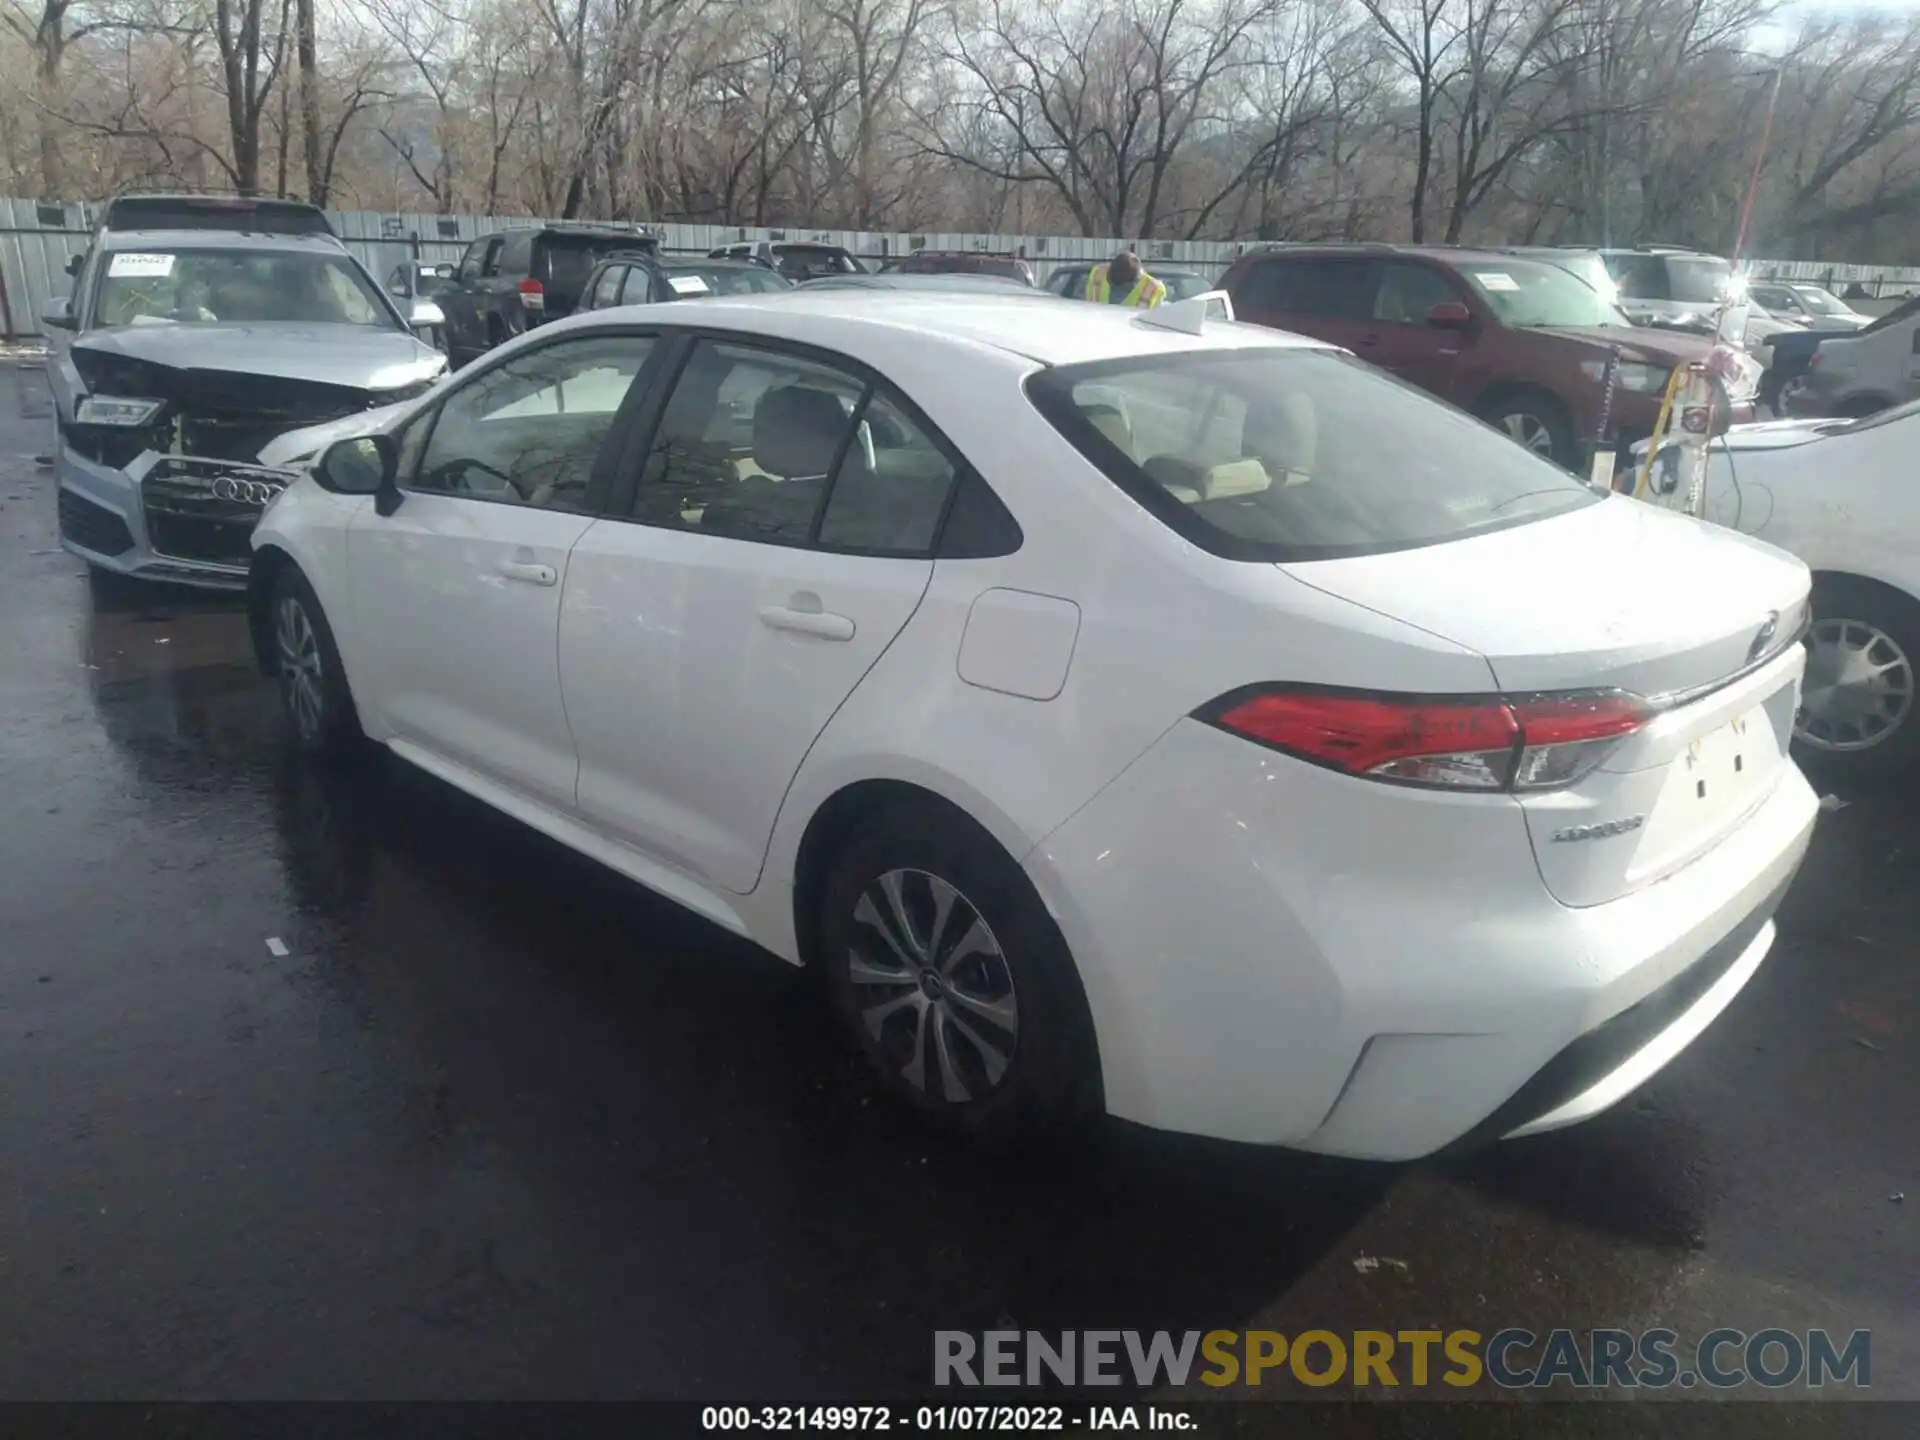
[
  {"left": 93, "top": 249, "right": 394, "bottom": 329},
  {"left": 1457, "top": 259, "right": 1626, "bottom": 329},
  {"left": 412, "top": 333, "right": 655, "bottom": 511},
  {"left": 1373, "top": 263, "right": 1462, "bottom": 323},
  {"left": 631, "top": 339, "right": 960, "bottom": 553},
  {"left": 1028, "top": 348, "right": 1598, "bottom": 562}
]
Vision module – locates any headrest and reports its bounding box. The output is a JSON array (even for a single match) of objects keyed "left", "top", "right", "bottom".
[{"left": 753, "top": 386, "right": 848, "bottom": 478}]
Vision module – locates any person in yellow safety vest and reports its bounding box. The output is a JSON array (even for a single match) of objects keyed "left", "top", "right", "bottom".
[{"left": 1085, "top": 251, "right": 1167, "bottom": 308}]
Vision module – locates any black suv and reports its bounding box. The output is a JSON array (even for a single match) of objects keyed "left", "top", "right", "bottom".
[{"left": 436, "top": 225, "right": 657, "bottom": 365}]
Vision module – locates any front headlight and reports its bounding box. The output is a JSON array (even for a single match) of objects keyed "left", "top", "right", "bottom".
[
  {"left": 1581, "top": 359, "right": 1673, "bottom": 393},
  {"left": 75, "top": 395, "right": 165, "bottom": 426}
]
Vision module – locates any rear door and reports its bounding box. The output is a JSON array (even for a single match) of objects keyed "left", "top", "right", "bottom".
[
  {"left": 558, "top": 333, "right": 960, "bottom": 894},
  {"left": 1231, "top": 257, "right": 1383, "bottom": 354},
  {"left": 441, "top": 237, "right": 499, "bottom": 354}
]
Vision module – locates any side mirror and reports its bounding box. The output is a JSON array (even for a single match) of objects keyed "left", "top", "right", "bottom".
[
  {"left": 65, "top": 252, "right": 86, "bottom": 277},
  {"left": 409, "top": 299, "right": 445, "bottom": 331},
  {"left": 1426, "top": 300, "right": 1473, "bottom": 330},
  {"left": 40, "top": 296, "right": 76, "bottom": 331},
  {"left": 316, "top": 433, "right": 397, "bottom": 502}
]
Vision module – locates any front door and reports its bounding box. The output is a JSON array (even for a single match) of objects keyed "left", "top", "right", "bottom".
[
  {"left": 349, "top": 330, "right": 660, "bottom": 811},
  {"left": 1367, "top": 261, "right": 1472, "bottom": 402},
  {"left": 560, "top": 336, "right": 959, "bottom": 894},
  {"left": 441, "top": 237, "right": 500, "bottom": 358}
]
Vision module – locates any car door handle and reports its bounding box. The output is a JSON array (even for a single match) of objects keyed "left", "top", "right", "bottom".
[
  {"left": 761, "top": 603, "right": 855, "bottom": 641},
  {"left": 498, "top": 559, "right": 557, "bottom": 587}
]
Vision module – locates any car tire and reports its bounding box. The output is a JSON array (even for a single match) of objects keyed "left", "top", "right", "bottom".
[
  {"left": 1795, "top": 576, "right": 1920, "bottom": 775},
  {"left": 1838, "top": 395, "right": 1888, "bottom": 420},
  {"left": 1478, "top": 389, "right": 1576, "bottom": 469},
  {"left": 271, "top": 567, "right": 362, "bottom": 761},
  {"left": 818, "top": 801, "right": 1101, "bottom": 1139}
]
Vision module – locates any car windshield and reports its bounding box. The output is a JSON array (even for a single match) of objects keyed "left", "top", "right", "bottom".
[
  {"left": 94, "top": 248, "right": 394, "bottom": 328},
  {"left": 1161, "top": 272, "right": 1213, "bottom": 300},
  {"left": 672, "top": 265, "right": 787, "bottom": 295},
  {"left": 1792, "top": 285, "right": 1852, "bottom": 316},
  {"left": 1457, "top": 259, "right": 1626, "bottom": 329},
  {"left": 1667, "top": 257, "right": 1733, "bottom": 304},
  {"left": 1028, "top": 349, "right": 1599, "bottom": 562}
]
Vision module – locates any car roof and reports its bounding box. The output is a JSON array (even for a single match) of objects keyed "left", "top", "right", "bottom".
[
  {"left": 569, "top": 288, "right": 1328, "bottom": 366},
  {"left": 99, "top": 229, "right": 350, "bottom": 255}
]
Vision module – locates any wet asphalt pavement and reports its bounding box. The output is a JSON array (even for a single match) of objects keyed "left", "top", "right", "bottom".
[{"left": 0, "top": 364, "right": 1912, "bottom": 1423}]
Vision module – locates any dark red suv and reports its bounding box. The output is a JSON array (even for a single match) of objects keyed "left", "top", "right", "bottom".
[{"left": 1219, "top": 245, "right": 1757, "bottom": 468}]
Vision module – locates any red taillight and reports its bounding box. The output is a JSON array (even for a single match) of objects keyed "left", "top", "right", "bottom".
[
  {"left": 1201, "top": 688, "right": 1651, "bottom": 792},
  {"left": 518, "top": 277, "right": 545, "bottom": 309},
  {"left": 1807, "top": 350, "right": 1822, "bottom": 369}
]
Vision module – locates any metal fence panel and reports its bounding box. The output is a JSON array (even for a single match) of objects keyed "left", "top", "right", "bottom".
[{"left": 1, "top": 194, "right": 1915, "bottom": 338}]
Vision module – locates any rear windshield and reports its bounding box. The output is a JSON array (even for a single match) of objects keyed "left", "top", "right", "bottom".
[
  {"left": 774, "top": 246, "right": 864, "bottom": 278},
  {"left": 1027, "top": 349, "right": 1599, "bottom": 562},
  {"left": 541, "top": 238, "right": 636, "bottom": 292}
]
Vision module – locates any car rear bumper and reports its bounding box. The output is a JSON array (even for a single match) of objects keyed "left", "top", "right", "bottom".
[
  {"left": 56, "top": 444, "right": 292, "bottom": 591},
  {"left": 1026, "top": 718, "right": 1817, "bottom": 1158}
]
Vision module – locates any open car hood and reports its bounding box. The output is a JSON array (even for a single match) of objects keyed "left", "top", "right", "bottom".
[{"left": 75, "top": 322, "right": 444, "bottom": 392}]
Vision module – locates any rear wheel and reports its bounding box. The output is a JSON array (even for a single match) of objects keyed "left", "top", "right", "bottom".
[
  {"left": 1478, "top": 390, "right": 1576, "bottom": 470},
  {"left": 817, "top": 802, "right": 1100, "bottom": 1139},
  {"left": 1795, "top": 577, "right": 1920, "bottom": 775}
]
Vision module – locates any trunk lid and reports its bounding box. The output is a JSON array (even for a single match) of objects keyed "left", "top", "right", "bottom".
[{"left": 1284, "top": 497, "right": 1810, "bottom": 906}]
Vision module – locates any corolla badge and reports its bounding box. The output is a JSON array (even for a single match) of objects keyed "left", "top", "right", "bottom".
[
  {"left": 1748, "top": 611, "right": 1780, "bottom": 664},
  {"left": 1551, "top": 815, "right": 1646, "bottom": 843}
]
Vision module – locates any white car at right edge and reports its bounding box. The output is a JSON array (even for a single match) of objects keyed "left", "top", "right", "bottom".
[
  {"left": 1635, "top": 399, "right": 1920, "bottom": 775},
  {"left": 247, "top": 289, "right": 1817, "bottom": 1158}
]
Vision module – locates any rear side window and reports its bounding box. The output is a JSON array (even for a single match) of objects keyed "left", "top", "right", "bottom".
[
  {"left": 500, "top": 233, "right": 534, "bottom": 275},
  {"left": 1027, "top": 350, "right": 1598, "bottom": 562},
  {"left": 1236, "top": 259, "right": 1379, "bottom": 318}
]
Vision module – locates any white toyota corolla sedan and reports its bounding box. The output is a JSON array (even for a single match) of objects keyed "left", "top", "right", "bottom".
[{"left": 248, "top": 289, "right": 1819, "bottom": 1159}]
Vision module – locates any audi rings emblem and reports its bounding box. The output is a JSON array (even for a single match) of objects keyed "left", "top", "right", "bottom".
[{"left": 211, "top": 476, "right": 286, "bottom": 505}]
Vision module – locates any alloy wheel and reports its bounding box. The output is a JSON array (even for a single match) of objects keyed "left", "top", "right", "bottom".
[
  {"left": 1797, "top": 617, "right": 1914, "bottom": 751},
  {"left": 276, "top": 595, "right": 326, "bottom": 742},
  {"left": 1498, "top": 412, "right": 1556, "bottom": 457},
  {"left": 846, "top": 869, "right": 1018, "bottom": 1104}
]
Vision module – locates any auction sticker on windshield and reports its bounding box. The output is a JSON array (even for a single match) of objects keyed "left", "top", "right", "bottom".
[
  {"left": 669, "top": 275, "right": 712, "bottom": 295},
  {"left": 107, "top": 252, "right": 176, "bottom": 277},
  {"left": 1477, "top": 272, "right": 1519, "bottom": 292}
]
